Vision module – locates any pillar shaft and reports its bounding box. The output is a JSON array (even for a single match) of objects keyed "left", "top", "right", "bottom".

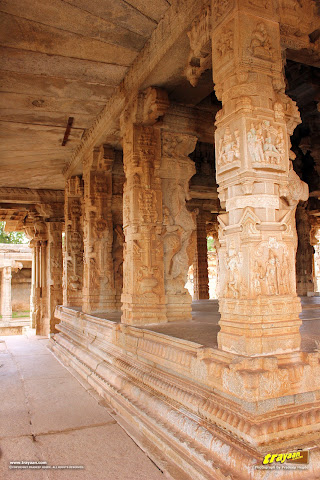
[
  {"left": 212, "top": 4, "right": 308, "bottom": 355},
  {"left": 82, "top": 146, "right": 116, "bottom": 313},
  {"left": 63, "top": 177, "right": 84, "bottom": 307},
  {"left": 30, "top": 240, "right": 39, "bottom": 328},
  {"left": 120, "top": 88, "right": 170, "bottom": 325},
  {"left": 193, "top": 213, "right": 209, "bottom": 300},
  {"left": 296, "top": 204, "right": 314, "bottom": 296},
  {"left": 1, "top": 266, "right": 12, "bottom": 321},
  {"left": 47, "top": 222, "right": 63, "bottom": 333},
  {"left": 160, "top": 131, "right": 198, "bottom": 319}
]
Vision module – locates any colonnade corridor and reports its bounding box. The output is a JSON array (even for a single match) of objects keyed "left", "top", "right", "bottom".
[{"left": 0, "top": 334, "right": 166, "bottom": 480}]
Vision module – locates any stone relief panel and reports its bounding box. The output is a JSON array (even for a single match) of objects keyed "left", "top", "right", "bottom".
[
  {"left": 246, "top": 120, "right": 286, "bottom": 171},
  {"left": 216, "top": 125, "right": 240, "bottom": 175},
  {"left": 223, "top": 243, "right": 248, "bottom": 299},
  {"left": 252, "top": 237, "right": 293, "bottom": 297},
  {"left": 212, "top": 19, "right": 234, "bottom": 72},
  {"left": 211, "top": 0, "right": 233, "bottom": 28},
  {"left": 249, "top": 22, "right": 275, "bottom": 61}
]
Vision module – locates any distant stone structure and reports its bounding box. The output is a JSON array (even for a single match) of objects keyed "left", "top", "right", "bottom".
[{"left": 0, "top": 244, "right": 32, "bottom": 335}]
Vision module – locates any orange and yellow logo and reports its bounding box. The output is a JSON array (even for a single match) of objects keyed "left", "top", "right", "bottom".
[{"left": 263, "top": 451, "right": 309, "bottom": 465}]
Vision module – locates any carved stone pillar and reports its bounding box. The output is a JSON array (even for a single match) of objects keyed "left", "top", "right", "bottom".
[
  {"left": 1, "top": 266, "right": 12, "bottom": 322},
  {"left": 82, "top": 146, "right": 116, "bottom": 313},
  {"left": 63, "top": 176, "right": 84, "bottom": 307},
  {"left": 29, "top": 239, "right": 40, "bottom": 328},
  {"left": 212, "top": 4, "right": 308, "bottom": 355},
  {"left": 47, "top": 222, "right": 63, "bottom": 333},
  {"left": 193, "top": 211, "right": 209, "bottom": 300},
  {"left": 207, "top": 220, "right": 219, "bottom": 299},
  {"left": 120, "top": 88, "right": 169, "bottom": 325},
  {"left": 160, "top": 131, "right": 198, "bottom": 320},
  {"left": 296, "top": 204, "right": 315, "bottom": 296},
  {"left": 39, "top": 239, "right": 48, "bottom": 335}
]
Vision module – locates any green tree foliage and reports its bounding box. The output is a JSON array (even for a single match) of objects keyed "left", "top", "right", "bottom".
[
  {"left": 0, "top": 222, "right": 29, "bottom": 244},
  {"left": 207, "top": 236, "right": 215, "bottom": 252}
]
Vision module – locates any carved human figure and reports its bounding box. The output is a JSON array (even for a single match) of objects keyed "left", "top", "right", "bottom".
[
  {"left": 225, "top": 247, "right": 241, "bottom": 298},
  {"left": 265, "top": 250, "right": 279, "bottom": 295},
  {"left": 247, "top": 124, "right": 264, "bottom": 163},
  {"left": 250, "top": 22, "right": 274, "bottom": 60},
  {"left": 219, "top": 127, "right": 240, "bottom": 165}
]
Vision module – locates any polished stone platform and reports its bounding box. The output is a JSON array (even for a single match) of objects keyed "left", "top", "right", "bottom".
[
  {"left": 77, "top": 297, "right": 320, "bottom": 351},
  {"left": 50, "top": 296, "right": 320, "bottom": 480}
]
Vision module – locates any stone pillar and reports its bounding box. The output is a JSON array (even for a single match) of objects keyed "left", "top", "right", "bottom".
[
  {"left": 1, "top": 266, "right": 12, "bottom": 322},
  {"left": 39, "top": 239, "right": 48, "bottom": 335},
  {"left": 82, "top": 146, "right": 116, "bottom": 313},
  {"left": 63, "top": 176, "right": 84, "bottom": 307},
  {"left": 47, "top": 222, "right": 63, "bottom": 333},
  {"left": 193, "top": 211, "right": 209, "bottom": 300},
  {"left": 120, "top": 88, "right": 169, "bottom": 325},
  {"left": 296, "top": 204, "right": 315, "bottom": 296},
  {"left": 29, "top": 239, "right": 40, "bottom": 328},
  {"left": 160, "top": 131, "right": 198, "bottom": 320},
  {"left": 211, "top": 3, "right": 308, "bottom": 355}
]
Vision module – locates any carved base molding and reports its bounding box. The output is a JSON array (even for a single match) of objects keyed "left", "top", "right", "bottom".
[{"left": 50, "top": 307, "right": 320, "bottom": 479}]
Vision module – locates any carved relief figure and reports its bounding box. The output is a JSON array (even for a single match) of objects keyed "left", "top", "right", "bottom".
[
  {"left": 216, "top": 28, "right": 233, "bottom": 58},
  {"left": 218, "top": 127, "right": 240, "bottom": 166},
  {"left": 247, "top": 121, "right": 285, "bottom": 166},
  {"left": 265, "top": 250, "right": 279, "bottom": 295},
  {"left": 250, "top": 22, "right": 274, "bottom": 60},
  {"left": 254, "top": 238, "right": 292, "bottom": 296},
  {"left": 162, "top": 179, "right": 197, "bottom": 294},
  {"left": 224, "top": 246, "right": 246, "bottom": 298}
]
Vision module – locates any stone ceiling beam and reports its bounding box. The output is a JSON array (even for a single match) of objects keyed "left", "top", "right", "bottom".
[
  {"left": 63, "top": 0, "right": 211, "bottom": 179},
  {"left": 0, "top": 187, "right": 64, "bottom": 204}
]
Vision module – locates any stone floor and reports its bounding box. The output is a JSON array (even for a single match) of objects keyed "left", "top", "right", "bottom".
[
  {"left": 71, "top": 297, "right": 320, "bottom": 350},
  {"left": 0, "top": 334, "right": 166, "bottom": 480},
  {"left": 146, "top": 297, "right": 320, "bottom": 351}
]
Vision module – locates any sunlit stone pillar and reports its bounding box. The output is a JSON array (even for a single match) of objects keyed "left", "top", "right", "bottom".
[
  {"left": 296, "top": 204, "right": 315, "bottom": 296},
  {"left": 82, "top": 146, "right": 116, "bottom": 313},
  {"left": 47, "top": 222, "right": 63, "bottom": 333},
  {"left": 1, "top": 266, "right": 12, "bottom": 322},
  {"left": 120, "top": 88, "right": 169, "bottom": 325},
  {"left": 63, "top": 176, "right": 84, "bottom": 307},
  {"left": 160, "top": 131, "right": 198, "bottom": 320},
  {"left": 192, "top": 211, "right": 209, "bottom": 300},
  {"left": 212, "top": 3, "right": 308, "bottom": 355}
]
